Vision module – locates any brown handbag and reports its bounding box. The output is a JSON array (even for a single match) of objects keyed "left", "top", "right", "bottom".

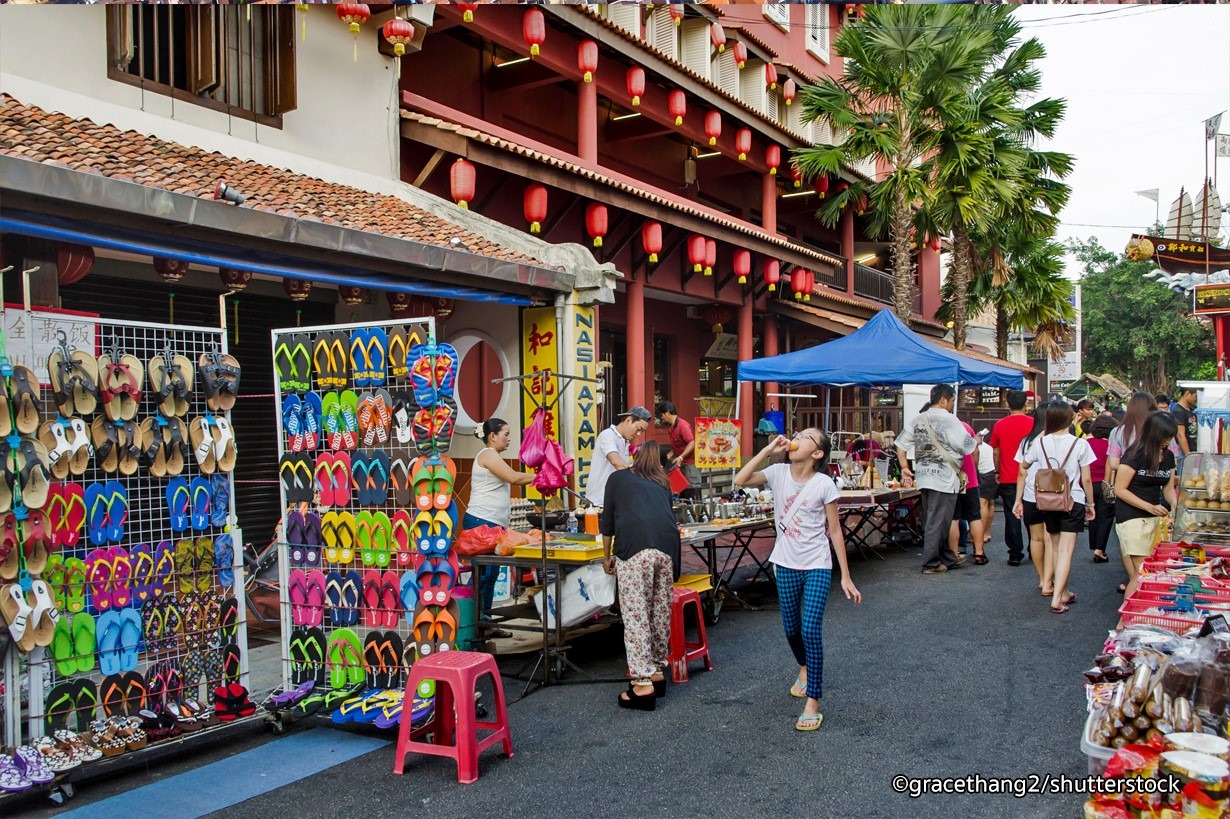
[{"left": 1034, "top": 437, "right": 1079, "bottom": 513}]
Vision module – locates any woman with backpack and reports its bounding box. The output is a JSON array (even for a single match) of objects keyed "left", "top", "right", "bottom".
[
  {"left": 1011, "top": 404, "right": 1052, "bottom": 595},
  {"left": 1012, "top": 402, "right": 1096, "bottom": 614},
  {"left": 1113, "top": 412, "right": 1178, "bottom": 599}
]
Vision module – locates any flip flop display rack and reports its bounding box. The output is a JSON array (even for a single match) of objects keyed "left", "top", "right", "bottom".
[
  {"left": 269, "top": 318, "right": 456, "bottom": 731},
  {"left": 0, "top": 307, "right": 250, "bottom": 798}
]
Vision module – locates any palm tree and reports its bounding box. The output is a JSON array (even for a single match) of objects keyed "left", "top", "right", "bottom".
[{"left": 794, "top": 4, "right": 1000, "bottom": 325}]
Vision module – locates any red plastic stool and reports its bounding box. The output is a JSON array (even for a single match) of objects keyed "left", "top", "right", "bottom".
[
  {"left": 669, "top": 587, "right": 712, "bottom": 683},
  {"left": 392, "top": 651, "right": 513, "bottom": 784}
]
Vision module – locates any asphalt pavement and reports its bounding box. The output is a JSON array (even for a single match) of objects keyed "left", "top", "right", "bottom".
[{"left": 16, "top": 511, "right": 1123, "bottom": 818}]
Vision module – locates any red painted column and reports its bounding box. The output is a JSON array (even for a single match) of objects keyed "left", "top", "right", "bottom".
[
  {"left": 761, "top": 172, "right": 777, "bottom": 235},
  {"left": 841, "top": 208, "right": 855, "bottom": 295},
  {"left": 1217, "top": 314, "right": 1230, "bottom": 380},
  {"left": 738, "top": 298, "right": 754, "bottom": 458},
  {"left": 762, "top": 312, "right": 779, "bottom": 414},
  {"left": 918, "top": 247, "right": 941, "bottom": 322},
  {"left": 626, "top": 276, "right": 646, "bottom": 408},
  {"left": 578, "top": 79, "right": 598, "bottom": 164}
]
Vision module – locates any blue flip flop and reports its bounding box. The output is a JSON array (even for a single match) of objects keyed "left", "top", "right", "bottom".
[
  {"left": 117, "top": 608, "right": 142, "bottom": 672},
  {"left": 282, "top": 394, "right": 304, "bottom": 448},
  {"left": 369, "top": 449, "right": 391, "bottom": 506},
  {"left": 350, "top": 453, "right": 371, "bottom": 507},
  {"left": 96, "top": 610, "right": 123, "bottom": 677},
  {"left": 341, "top": 570, "right": 363, "bottom": 627},
  {"left": 215, "top": 534, "right": 235, "bottom": 588},
  {"left": 350, "top": 329, "right": 371, "bottom": 388},
  {"left": 325, "top": 570, "right": 345, "bottom": 623},
  {"left": 210, "top": 475, "right": 230, "bottom": 527},
  {"left": 366, "top": 328, "right": 388, "bottom": 388},
  {"left": 400, "top": 570, "right": 419, "bottom": 615},
  {"left": 302, "top": 391, "right": 323, "bottom": 450},
  {"left": 189, "top": 477, "right": 212, "bottom": 532},
  {"left": 84, "top": 482, "right": 110, "bottom": 546},
  {"left": 104, "top": 480, "right": 128, "bottom": 543},
  {"left": 166, "top": 477, "right": 190, "bottom": 533}
]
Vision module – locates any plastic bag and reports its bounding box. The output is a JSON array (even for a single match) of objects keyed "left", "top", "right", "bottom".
[
  {"left": 532, "top": 440, "right": 575, "bottom": 495},
  {"left": 456, "top": 524, "right": 504, "bottom": 557},
  {"left": 520, "top": 407, "right": 548, "bottom": 469},
  {"left": 493, "top": 529, "right": 533, "bottom": 556},
  {"left": 531, "top": 564, "right": 615, "bottom": 628}
]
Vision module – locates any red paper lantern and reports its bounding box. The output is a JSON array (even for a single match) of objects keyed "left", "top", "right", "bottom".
[
  {"left": 283, "top": 278, "right": 313, "bottom": 302},
  {"left": 457, "top": 3, "right": 477, "bottom": 23},
  {"left": 710, "top": 23, "right": 726, "bottom": 53},
  {"left": 704, "top": 238, "right": 716, "bottom": 277},
  {"left": 382, "top": 17, "right": 415, "bottom": 57},
  {"left": 704, "top": 110, "right": 721, "bottom": 146},
  {"left": 765, "top": 144, "right": 781, "bottom": 175},
  {"left": 450, "top": 158, "right": 475, "bottom": 209},
  {"left": 733, "top": 249, "right": 751, "bottom": 285},
  {"left": 523, "top": 8, "right": 545, "bottom": 58},
  {"left": 338, "top": 285, "right": 366, "bottom": 305},
  {"left": 763, "top": 259, "right": 780, "bottom": 292},
  {"left": 57, "top": 243, "right": 94, "bottom": 286},
  {"left": 929, "top": 236, "right": 943, "bottom": 252},
  {"left": 668, "top": 90, "right": 686, "bottom": 126},
  {"left": 855, "top": 194, "right": 869, "bottom": 215},
  {"left": 585, "top": 203, "right": 608, "bottom": 248},
  {"left": 764, "top": 63, "right": 778, "bottom": 90},
  {"left": 218, "top": 268, "right": 251, "bottom": 292},
  {"left": 642, "top": 221, "right": 662, "bottom": 264},
  {"left": 154, "top": 257, "right": 189, "bottom": 284},
  {"left": 783, "top": 78, "right": 797, "bottom": 106},
  {"left": 804, "top": 270, "right": 815, "bottom": 302},
  {"left": 669, "top": 4, "right": 684, "bottom": 26},
  {"left": 732, "top": 41, "right": 747, "bottom": 70},
  {"left": 524, "top": 184, "right": 548, "bottom": 234},
  {"left": 791, "top": 268, "right": 809, "bottom": 301},
  {"left": 700, "top": 305, "right": 733, "bottom": 335},
  {"left": 687, "top": 235, "right": 706, "bottom": 273},
  {"left": 814, "top": 175, "right": 830, "bottom": 198},
  {"left": 790, "top": 165, "right": 804, "bottom": 189},
  {"left": 336, "top": 3, "right": 369, "bottom": 61},
  {"left": 578, "top": 40, "right": 598, "bottom": 83},
  {"left": 626, "top": 66, "right": 645, "bottom": 107},
  {"left": 735, "top": 128, "right": 751, "bottom": 162}
]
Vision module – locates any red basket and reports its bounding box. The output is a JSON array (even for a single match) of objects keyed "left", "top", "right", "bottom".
[{"left": 1118, "top": 596, "right": 1208, "bottom": 633}]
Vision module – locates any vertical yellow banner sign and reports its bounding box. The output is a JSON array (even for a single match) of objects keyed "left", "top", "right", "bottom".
[
  {"left": 570, "top": 306, "right": 597, "bottom": 495},
  {"left": 521, "top": 307, "right": 558, "bottom": 500}
]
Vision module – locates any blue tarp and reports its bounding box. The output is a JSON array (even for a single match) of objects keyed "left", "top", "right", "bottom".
[{"left": 738, "top": 308, "right": 1024, "bottom": 389}]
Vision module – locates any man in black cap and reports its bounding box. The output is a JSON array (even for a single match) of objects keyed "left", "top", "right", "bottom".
[{"left": 585, "top": 406, "right": 651, "bottom": 507}]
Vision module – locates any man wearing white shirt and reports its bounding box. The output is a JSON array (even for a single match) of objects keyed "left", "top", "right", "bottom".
[{"left": 584, "top": 406, "right": 651, "bottom": 507}]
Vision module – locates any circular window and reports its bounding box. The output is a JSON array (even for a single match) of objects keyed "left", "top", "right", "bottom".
[{"left": 453, "top": 333, "right": 508, "bottom": 427}]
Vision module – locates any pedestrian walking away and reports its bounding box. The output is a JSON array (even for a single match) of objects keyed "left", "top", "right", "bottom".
[
  {"left": 990, "top": 389, "right": 1034, "bottom": 566},
  {"left": 735, "top": 428, "right": 862, "bottom": 732},
  {"left": 1086, "top": 415, "right": 1117, "bottom": 565}
]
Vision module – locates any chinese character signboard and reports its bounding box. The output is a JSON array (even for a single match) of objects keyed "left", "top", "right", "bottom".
[
  {"left": 568, "top": 306, "right": 598, "bottom": 495},
  {"left": 694, "top": 417, "right": 742, "bottom": 470},
  {"left": 3, "top": 305, "right": 99, "bottom": 386},
  {"left": 1194, "top": 283, "right": 1230, "bottom": 316},
  {"left": 521, "top": 308, "right": 558, "bottom": 499}
]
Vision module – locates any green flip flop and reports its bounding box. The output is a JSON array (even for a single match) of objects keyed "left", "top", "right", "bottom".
[
  {"left": 355, "top": 511, "right": 375, "bottom": 566},
  {"left": 44, "top": 553, "right": 67, "bottom": 613},
  {"left": 73, "top": 612, "right": 97, "bottom": 674},
  {"left": 290, "top": 334, "right": 313, "bottom": 393},
  {"left": 63, "top": 557, "right": 88, "bottom": 614},
  {"left": 52, "top": 617, "right": 77, "bottom": 676},
  {"left": 274, "top": 337, "right": 297, "bottom": 391},
  {"left": 326, "top": 627, "right": 363, "bottom": 690},
  {"left": 372, "top": 512, "right": 393, "bottom": 568},
  {"left": 44, "top": 682, "right": 77, "bottom": 734}
]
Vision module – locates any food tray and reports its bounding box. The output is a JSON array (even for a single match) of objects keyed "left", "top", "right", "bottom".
[
  {"left": 510, "top": 542, "right": 605, "bottom": 561},
  {"left": 675, "top": 573, "right": 714, "bottom": 593},
  {"left": 1080, "top": 710, "right": 1115, "bottom": 776}
]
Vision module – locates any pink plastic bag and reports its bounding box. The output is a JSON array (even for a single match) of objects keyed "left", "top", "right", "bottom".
[
  {"left": 520, "top": 407, "right": 548, "bottom": 468},
  {"left": 532, "top": 440, "right": 574, "bottom": 495}
]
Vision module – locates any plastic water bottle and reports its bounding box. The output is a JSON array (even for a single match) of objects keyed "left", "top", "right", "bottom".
[{"left": 565, "top": 510, "right": 579, "bottom": 533}]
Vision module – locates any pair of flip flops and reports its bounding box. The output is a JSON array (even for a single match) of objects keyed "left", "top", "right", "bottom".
[
  {"left": 411, "top": 600, "right": 460, "bottom": 659},
  {"left": 412, "top": 502, "right": 460, "bottom": 556},
  {"left": 172, "top": 537, "right": 216, "bottom": 595},
  {"left": 331, "top": 688, "right": 404, "bottom": 727},
  {"left": 315, "top": 452, "right": 352, "bottom": 507},
  {"left": 350, "top": 328, "right": 389, "bottom": 388},
  {"left": 91, "top": 417, "right": 142, "bottom": 475},
  {"left": 191, "top": 415, "right": 238, "bottom": 474},
  {"left": 1, "top": 747, "right": 55, "bottom": 790},
  {"left": 40, "top": 418, "right": 93, "bottom": 478},
  {"left": 409, "top": 456, "right": 457, "bottom": 511},
  {"left": 325, "top": 627, "right": 366, "bottom": 690},
  {"left": 387, "top": 324, "right": 428, "bottom": 379},
  {"left": 324, "top": 570, "right": 363, "bottom": 626},
  {"left": 361, "top": 631, "right": 405, "bottom": 690},
  {"left": 1, "top": 579, "right": 59, "bottom": 651},
  {"left": 199, "top": 347, "right": 241, "bottom": 412},
  {"left": 41, "top": 553, "right": 89, "bottom": 614},
  {"left": 165, "top": 477, "right": 202, "bottom": 533},
  {"left": 149, "top": 350, "right": 195, "bottom": 418},
  {"left": 45, "top": 482, "right": 86, "bottom": 550},
  {"left": 283, "top": 393, "right": 322, "bottom": 453},
  {"left": 312, "top": 331, "right": 350, "bottom": 391},
  {"left": 352, "top": 450, "right": 392, "bottom": 506},
  {"left": 85, "top": 545, "right": 135, "bottom": 612},
  {"left": 321, "top": 390, "right": 360, "bottom": 451},
  {"left": 321, "top": 510, "right": 358, "bottom": 563},
  {"left": 141, "top": 594, "right": 183, "bottom": 654},
  {"left": 357, "top": 390, "right": 393, "bottom": 448},
  {"left": 408, "top": 342, "right": 459, "bottom": 406},
  {"left": 95, "top": 608, "right": 143, "bottom": 675},
  {"left": 48, "top": 334, "right": 100, "bottom": 418},
  {"left": 125, "top": 541, "right": 177, "bottom": 604},
  {"left": 286, "top": 507, "right": 323, "bottom": 567},
  {"left": 51, "top": 611, "right": 99, "bottom": 676},
  {"left": 275, "top": 333, "right": 314, "bottom": 393},
  {"left": 99, "top": 670, "right": 151, "bottom": 719},
  {"left": 413, "top": 551, "right": 461, "bottom": 607},
  {"left": 84, "top": 480, "right": 128, "bottom": 545},
  {"left": 279, "top": 454, "right": 315, "bottom": 504},
  {"left": 360, "top": 567, "right": 402, "bottom": 628},
  {"left": 410, "top": 397, "right": 459, "bottom": 456},
  {"left": 288, "top": 568, "right": 326, "bottom": 626},
  {"left": 264, "top": 680, "right": 316, "bottom": 713},
  {"left": 288, "top": 626, "right": 328, "bottom": 688},
  {"left": 98, "top": 350, "right": 145, "bottom": 422},
  {"left": 43, "top": 677, "right": 99, "bottom": 735},
  {"left": 356, "top": 510, "right": 394, "bottom": 567},
  {"left": 212, "top": 683, "right": 256, "bottom": 722}
]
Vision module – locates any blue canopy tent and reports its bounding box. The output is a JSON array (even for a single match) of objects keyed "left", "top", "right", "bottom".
[{"left": 738, "top": 308, "right": 1024, "bottom": 389}]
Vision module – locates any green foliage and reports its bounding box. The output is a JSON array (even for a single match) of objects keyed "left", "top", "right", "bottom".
[{"left": 1071, "top": 238, "right": 1215, "bottom": 394}]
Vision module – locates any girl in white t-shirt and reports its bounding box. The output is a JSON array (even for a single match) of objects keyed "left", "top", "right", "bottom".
[
  {"left": 734, "top": 429, "right": 862, "bottom": 732},
  {"left": 1012, "top": 402, "right": 1096, "bottom": 614}
]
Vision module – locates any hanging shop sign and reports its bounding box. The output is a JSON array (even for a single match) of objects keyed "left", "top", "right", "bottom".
[
  {"left": 521, "top": 307, "right": 558, "bottom": 499},
  {"left": 1194, "top": 283, "right": 1230, "bottom": 316},
  {"left": 695, "top": 417, "right": 742, "bottom": 469},
  {"left": 3, "top": 304, "right": 99, "bottom": 386},
  {"left": 569, "top": 305, "right": 597, "bottom": 495}
]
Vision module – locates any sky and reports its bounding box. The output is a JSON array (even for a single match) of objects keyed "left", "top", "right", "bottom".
[{"left": 1015, "top": 4, "right": 1230, "bottom": 278}]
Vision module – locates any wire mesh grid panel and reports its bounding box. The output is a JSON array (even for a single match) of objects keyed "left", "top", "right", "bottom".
[
  {"left": 271, "top": 316, "right": 463, "bottom": 730},
  {"left": 0, "top": 307, "right": 248, "bottom": 754}
]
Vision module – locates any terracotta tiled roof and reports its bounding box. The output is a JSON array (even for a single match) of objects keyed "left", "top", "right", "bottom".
[
  {"left": 401, "top": 108, "right": 848, "bottom": 270},
  {"left": 0, "top": 94, "right": 539, "bottom": 266}
]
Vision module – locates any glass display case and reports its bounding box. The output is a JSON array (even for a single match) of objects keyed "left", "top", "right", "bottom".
[{"left": 1175, "top": 452, "right": 1230, "bottom": 545}]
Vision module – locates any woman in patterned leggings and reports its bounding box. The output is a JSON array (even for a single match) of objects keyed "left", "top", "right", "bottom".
[
  {"left": 601, "top": 442, "right": 682, "bottom": 711},
  {"left": 735, "top": 429, "right": 862, "bottom": 731}
]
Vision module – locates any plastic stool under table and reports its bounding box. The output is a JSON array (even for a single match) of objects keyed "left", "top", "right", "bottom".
[
  {"left": 669, "top": 587, "right": 713, "bottom": 684},
  {"left": 393, "top": 650, "right": 513, "bottom": 784}
]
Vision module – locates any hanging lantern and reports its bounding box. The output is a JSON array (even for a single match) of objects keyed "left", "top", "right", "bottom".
[
  {"left": 283, "top": 278, "right": 313, "bottom": 302},
  {"left": 578, "top": 40, "right": 598, "bottom": 83},
  {"left": 669, "top": 4, "right": 684, "bottom": 26},
  {"left": 523, "top": 8, "right": 545, "bottom": 58},
  {"left": 338, "top": 285, "right": 366, "bottom": 306},
  {"left": 700, "top": 305, "right": 733, "bottom": 336},
  {"left": 763, "top": 259, "right": 780, "bottom": 293},
  {"left": 57, "top": 243, "right": 94, "bottom": 286},
  {"left": 642, "top": 221, "right": 662, "bottom": 264},
  {"left": 814, "top": 175, "right": 830, "bottom": 198},
  {"left": 733, "top": 249, "right": 751, "bottom": 285},
  {"left": 585, "top": 203, "right": 608, "bottom": 248},
  {"left": 450, "top": 158, "right": 475, "bottom": 209},
  {"left": 790, "top": 165, "right": 803, "bottom": 189},
  {"left": 855, "top": 193, "right": 869, "bottom": 215},
  {"left": 668, "top": 90, "right": 686, "bottom": 126},
  {"left": 524, "top": 184, "right": 548, "bottom": 234},
  {"left": 765, "top": 144, "right": 781, "bottom": 175},
  {"left": 336, "top": 3, "right": 370, "bottom": 62},
  {"left": 457, "top": 2, "right": 477, "bottom": 23},
  {"left": 626, "top": 66, "right": 645, "bottom": 107},
  {"left": 387, "top": 291, "right": 412, "bottom": 317},
  {"left": 929, "top": 236, "right": 943, "bottom": 253},
  {"left": 764, "top": 63, "right": 778, "bottom": 91},
  {"left": 686, "top": 235, "right": 706, "bottom": 273},
  {"left": 732, "top": 41, "right": 747, "bottom": 70},
  {"left": 735, "top": 128, "right": 751, "bottom": 161},
  {"left": 710, "top": 23, "right": 726, "bottom": 53},
  {"left": 382, "top": 17, "right": 415, "bottom": 57},
  {"left": 154, "top": 257, "right": 189, "bottom": 284},
  {"left": 835, "top": 180, "right": 849, "bottom": 207},
  {"left": 805, "top": 270, "right": 816, "bottom": 302},
  {"left": 791, "top": 268, "right": 808, "bottom": 302},
  {"left": 704, "top": 238, "right": 716, "bottom": 277},
  {"left": 783, "top": 78, "right": 797, "bottom": 106},
  {"left": 218, "top": 268, "right": 251, "bottom": 292},
  {"left": 703, "top": 110, "right": 721, "bottom": 146}
]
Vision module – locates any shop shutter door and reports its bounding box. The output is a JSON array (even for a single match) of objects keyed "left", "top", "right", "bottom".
[
  {"left": 680, "top": 19, "right": 710, "bottom": 82},
  {"left": 648, "top": 6, "right": 677, "bottom": 61},
  {"left": 741, "top": 58, "right": 769, "bottom": 113},
  {"left": 714, "top": 49, "right": 739, "bottom": 98},
  {"left": 604, "top": 3, "right": 641, "bottom": 38}
]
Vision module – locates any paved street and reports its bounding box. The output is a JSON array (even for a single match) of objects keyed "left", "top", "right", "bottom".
[{"left": 20, "top": 512, "right": 1123, "bottom": 819}]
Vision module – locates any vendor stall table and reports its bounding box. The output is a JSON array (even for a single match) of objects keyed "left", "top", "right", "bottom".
[
  {"left": 681, "top": 518, "right": 775, "bottom": 624},
  {"left": 836, "top": 487, "right": 920, "bottom": 561}
]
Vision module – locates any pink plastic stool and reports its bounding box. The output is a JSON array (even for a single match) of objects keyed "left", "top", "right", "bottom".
[
  {"left": 392, "top": 650, "right": 513, "bottom": 784},
  {"left": 669, "top": 587, "right": 712, "bottom": 683}
]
